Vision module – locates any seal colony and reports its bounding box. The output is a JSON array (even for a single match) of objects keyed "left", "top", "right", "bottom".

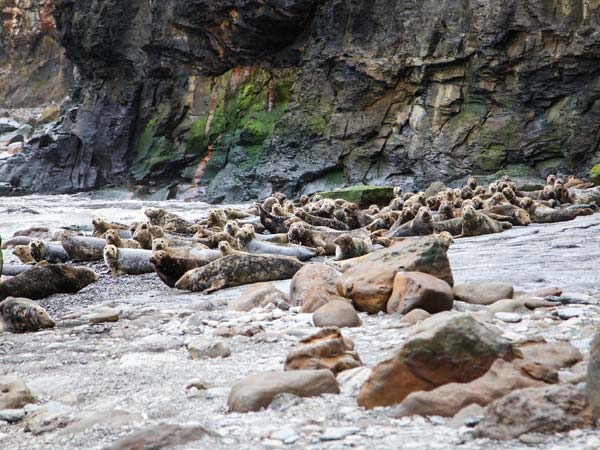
[
  {"left": 3, "top": 175, "right": 600, "bottom": 449},
  {"left": 1, "top": 174, "right": 598, "bottom": 334}
]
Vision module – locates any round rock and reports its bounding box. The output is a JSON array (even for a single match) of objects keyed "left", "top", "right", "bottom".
[{"left": 312, "top": 301, "right": 362, "bottom": 328}]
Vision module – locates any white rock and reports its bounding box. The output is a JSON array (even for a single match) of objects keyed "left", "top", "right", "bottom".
[
  {"left": 494, "top": 312, "right": 522, "bottom": 323},
  {"left": 320, "top": 427, "right": 360, "bottom": 441}
]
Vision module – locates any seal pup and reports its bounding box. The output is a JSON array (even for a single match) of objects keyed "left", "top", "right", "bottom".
[
  {"left": 0, "top": 297, "right": 55, "bottom": 333},
  {"left": 103, "top": 245, "right": 154, "bottom": 276},
  {"left": 461, "top": 205, "right": 512, "bottom": 237},
  {"left": 217, "top": 241, "right": 247, "bottom": 257},
  {"left": 150, "top": 250, "right": 211, "bottom": 288},
  {"left": 334, "top": 234, "right": 371, "bottom": 260},
  {"left": 13, "top": 245, "right": 36, "bottom": 264},
  {"left": 105, "top": 230, "right": 141, "bottom": 249},
  {"left": 29, "top": 240, "right": 70, "bottom": 263},
  {"left": 0, "top": 265, "right": 97, "bottom": 301},
  {"left": 175, "top": 254, "right": 304, "bottom": 293},
  {"left": 61, "top": 235, "right": 106, "bottom": 261},
  {"left": 237, "top": 225, "right": 318, "bottom": 261}
]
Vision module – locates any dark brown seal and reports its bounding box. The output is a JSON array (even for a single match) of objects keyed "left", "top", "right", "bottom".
[
  {"left": 0, "top": 265, "right": 97, "bottom": 301},
  {"left": 150, "top": 250, "right": 211, "bottom": 288}
]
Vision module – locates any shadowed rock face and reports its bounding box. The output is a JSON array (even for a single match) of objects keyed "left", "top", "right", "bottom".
[
  {"left": 0, "top": 0, "right": 73, "bottom": 107},
  {"left": 1, "top": 0, "right": 599, "bottom": 200}
]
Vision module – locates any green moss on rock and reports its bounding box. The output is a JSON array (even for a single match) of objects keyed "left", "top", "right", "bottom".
[
  {"left": 590, "top": 164, "right": 600, "bottom": 186},
  {"left": 480, "top": 144, "right": 507, "bottom": 171},
  {"left": 494, "top": 164, "right": 536, "bottom": 178},
  {"left": 319, "top": 185, "right": 394, "bottom": 208}
]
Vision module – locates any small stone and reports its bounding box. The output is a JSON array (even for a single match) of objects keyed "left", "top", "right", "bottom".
[
  {"left": 452, "top": 282, "right": 514, "bottom": 306},
  {"left": 230, "top": 283, "right": 289, "bottom": 312},
  {"left": 313, "top": 301, "right": 362, "bottom": 328},
  {"left": 518, "top": 433, "right": 547, "bottom": 444},
  {"left": 560, "top": 293, "right": 596, "bottom": 305},
  {"left": 85, "top": 309, "right": 119, "bottom": 324},
  {"left": 216, "top": 323, "right": 264, "bottom": 337},
  {"left": 475, "top": 384, "right": 594, "bottom": 440},
  {"left": 103, "top": 424, "right": 212, "bottom": 450},
  {"left": 387, "top": 271, "right": 453, "bottom": 315},
  {"left": 531, "top": 287, "right": 562, "bottom": 298},
  {"left": 320, "top": 427, "right": 360, "bottom": 441},
  {"left": 290, "top": 263, "right": 346, "bottom": 313},
  {"left": 284, "top": 327, "right": 362, "bottom": 374},
  {"left": 0, "top": 375, "right": 36, "bottom": 410},
  {"left": 186, "top": 379, "right": 209, "bottom": 390},
  {"left": 0, "top": 409, "right": 25, "bottom": 422},
  {"left": 494, "top": 312, "right": 522, "bottom": 323},
  {"left": 488, "top": 299, "right": 529, "bottom": 315},
  {"left": 271, "top": 426, "right": 300, "bottom": 444},
  {"left": 447, "top": 404, "right": 485, "bottom": 429},
  {"left": 399, "top": 308, "right": 431, "bottom": 325},
  {"left": 554, "top": 308, "right": 582, "bottom": 320},
  {"left": 228, "top": 370, "right": 339, "bottom": 413},
  {"left": 188, "top": 340, "right": 231, "bottom": 359}
]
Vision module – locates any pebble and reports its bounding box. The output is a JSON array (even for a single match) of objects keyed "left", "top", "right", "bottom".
[
  {"left": 320, "top": 427, "right": 360, "bottom": 441},
  {"left": 0, "top": 409, "right": 25, "bottom": 422},
  {"left": 554, "top": 308, "right": 583, "bottom": 320},
  {"left": 494, "top": 312, "right": 522, "bottom": 323},
  {"left": 560, "top": 293, "right": 596, "bottom": 305},
  {"left": 85, "top": 310, "right": 119, "bottom": 324},
  {"left": 271, "top": 427, "right": 300, "bottom": 444}
]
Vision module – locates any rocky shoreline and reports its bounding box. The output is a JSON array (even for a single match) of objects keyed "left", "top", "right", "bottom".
[
  {"left": 1, "top": 216, "right": 599, "bottom": 449},
  {"left": 1, "top": 178, "right": 600, "bottom": 449}
]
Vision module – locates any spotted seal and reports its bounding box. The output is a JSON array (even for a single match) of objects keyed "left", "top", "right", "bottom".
[
  {"left": 29, "top": 240, "right": 70, "bottom": 263},
  {"left": 461, "top": 205, "right": 512, "bottom": 237},
  {"left": 0, "top": 297, "right": 55, "bottom": 333},
  {"left": 0, "top": 264, "right": 97, "bottom": 300},
  {"left": 61, "top": 235, "right": 106, "bottom": 261},
  {"left": 334, "top": 234, "right": 371, "bottom": 260},
  {"left": 175, "top": 254, "right": 304, "bottom": 293},
  {"left": 145, "top": 208, "right": 194, "bottom": 234}
]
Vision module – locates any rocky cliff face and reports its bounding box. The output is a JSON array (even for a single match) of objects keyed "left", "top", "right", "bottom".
[
  {"left": 1, "top": 0, "right": 599, "bottom": 200},
  {"left": 0, "top": 0, "right": 72, "bottom": 108}
]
